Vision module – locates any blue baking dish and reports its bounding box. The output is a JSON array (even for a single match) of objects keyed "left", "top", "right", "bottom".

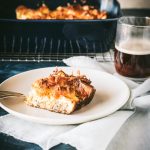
[{"left": 0, "top": 0, "right": 122, "bottom": 56}]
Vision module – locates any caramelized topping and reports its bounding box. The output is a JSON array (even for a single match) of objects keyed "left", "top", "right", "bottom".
[
  {"left": 16, "top": 3, "right": 107, "bottom": 20},
  {"left": 32, "top": 69, "right": 94, "bottom": 101}
]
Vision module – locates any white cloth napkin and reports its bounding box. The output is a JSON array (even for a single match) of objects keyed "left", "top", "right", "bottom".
[{"left": 0, "top": 56, "right": 149, "bottom": 150}]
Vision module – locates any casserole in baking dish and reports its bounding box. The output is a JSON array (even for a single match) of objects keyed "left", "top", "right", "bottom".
[{"left": 0, "top": 0, "right": 122, "bottom": 55}]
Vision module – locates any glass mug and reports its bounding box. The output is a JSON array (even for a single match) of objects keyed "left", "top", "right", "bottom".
[{"left": 114, "top": 17, "right": 150, "bottom": 79}]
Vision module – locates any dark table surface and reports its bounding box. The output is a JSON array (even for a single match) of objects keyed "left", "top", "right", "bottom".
[{"left": 0, "top": 9, "right": 150, "bottom": 150}]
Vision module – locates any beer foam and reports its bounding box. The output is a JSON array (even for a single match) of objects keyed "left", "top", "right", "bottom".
[{"left": 115, "top": 39, "right": 150, "bottom": 55}]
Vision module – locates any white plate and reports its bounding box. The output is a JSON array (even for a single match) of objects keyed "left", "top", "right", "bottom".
[{"left": 0, "top": 67, "right": 130, "bottom": 125}]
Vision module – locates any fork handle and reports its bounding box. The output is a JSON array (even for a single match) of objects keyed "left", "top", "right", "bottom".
[{"left": 0, "top": 91, "right": 24, "bottom": 99}]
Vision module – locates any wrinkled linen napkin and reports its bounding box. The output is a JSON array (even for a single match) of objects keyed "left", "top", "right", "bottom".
[{"left": 0, "top": 56, "right": 150, "bottom": 150}]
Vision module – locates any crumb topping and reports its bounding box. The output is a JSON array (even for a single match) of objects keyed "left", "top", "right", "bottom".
[
  {"left": 16, "top": 3, "right": 107, "bottom": 20},
  {"left": 32, "top": 69, "right": 94, "bottom": 101}
]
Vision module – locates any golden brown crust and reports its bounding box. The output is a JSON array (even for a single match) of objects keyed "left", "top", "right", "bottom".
[
  {"left": 16, "top": 4, "right": 107, "bottom": 20},
  {"left": 32, "top": 69, "right": 95, "bottom": 101}
]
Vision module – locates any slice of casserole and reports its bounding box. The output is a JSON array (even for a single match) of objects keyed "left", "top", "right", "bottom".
[{"left": 26, "top": 69, "right": 96, "bottom": 114}]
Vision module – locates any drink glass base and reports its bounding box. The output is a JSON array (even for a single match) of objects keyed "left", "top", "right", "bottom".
[{"left": 115, "top": 73, "right": 149, "bottom": 83}]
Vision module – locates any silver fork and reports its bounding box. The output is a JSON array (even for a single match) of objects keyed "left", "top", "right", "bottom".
[{"left": 0, "top": 91, "right": 25, "bottom": 99}]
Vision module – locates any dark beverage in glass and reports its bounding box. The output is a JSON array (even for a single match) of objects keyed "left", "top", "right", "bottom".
[{"left": 115, "top": 17, "right": 150, "bottom": 79}]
